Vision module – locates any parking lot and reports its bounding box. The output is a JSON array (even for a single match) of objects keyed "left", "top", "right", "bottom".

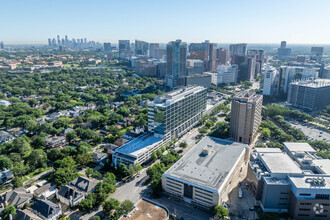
[
  {"left": 227, "top": 180, "right": 257, "bottom": 220},
  {"left": 289, "top": 121, "right": 330, "bottom": 142}
]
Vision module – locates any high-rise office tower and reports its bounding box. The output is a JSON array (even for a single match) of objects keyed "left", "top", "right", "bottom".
[
  {"left": 65, "top": 35, "right": 68, "bottom": 45},
  {"left": 149, "top": 43, "right": 160, "bottom": 58},
  {"left": 61, "top": 39, "right": 65, "bottom": 46},
  {"left": 84, "top": 38, "right": 87, "bottom": 44},
  {"left": 57, "top": 35, "right": 60, "bottom": 46},
  {"left": 310, "top": 47, "right": 323, "bottom": 63},
  {"left": 247, "top": 49, "right": 264, "bottom": 73},
  {"left": 239, "top": 57, "right": 256, "bottom": 81},
  {"left": 104, "top": 43, "right": 111, "bottom": 52},
  {"left": 118, "top": 40, "right": 131, "bottom": 59},
  {"left": 278, "top": 41, "right": 291, "bottom": 58},
  {"left": 0, "top": 41, "right": 4, "bottom": 49},
  {"left": 119, "top": 40, "right": 130, "bottom": 51},
  {"left": 135, "top": 40, "right": 149, "bottom": 56},
  {"left": 230, "top": 91, "right": 263, "bottom": 145},
  {"left": 208, "top": 43, "right": 217, "bottom": 72},
  {"left": 216, "top": 48, "right": 230, "bottom": 66},
  {"left": 166, "top": 39, "right": 187, "bottom": 88},
  {"left": 262, "top": 65, "right": 278, "bottom": 96},
  {"left": 229, "top": 43, "right": 247, "bottom": 57},
  {"left": 189, "top": 40, "right": 217, "bottom": 72},
  {"left": 277, "top": 66, "right": 318, "bottom": 96},
  {"left": 52, "top": 38, "right": 56, "bottom": 46},
  {"left": 48, "top": 38, "right": 51, "bottom": 47}
]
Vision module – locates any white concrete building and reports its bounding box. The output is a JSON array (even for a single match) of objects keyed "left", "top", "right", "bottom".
[
  {"left": 211, "top": 65, "right": 238, "bottom": 85},
  {"left": 262, "top": 65, "right": 278, "bottom": 96}
]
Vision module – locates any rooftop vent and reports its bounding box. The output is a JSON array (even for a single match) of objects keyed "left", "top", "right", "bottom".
[
  {"left": 306, "top": 177, "right": 326, "bottom": 186},
  {"left": 202, "top": 145, "right": 213, "bottom": 155}
]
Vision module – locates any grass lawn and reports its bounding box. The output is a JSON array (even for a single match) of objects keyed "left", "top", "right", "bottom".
[{"left": 27, "top": 167, "right": 51, "bottom": 178}]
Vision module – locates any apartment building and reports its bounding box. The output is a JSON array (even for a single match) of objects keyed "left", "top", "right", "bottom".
[
  {"left": 148, "top": 86, "right": 207, "bottom": 141},
  {"left": 230, "top": 91, "right": 263, "bottom": 145},
  {"left": 113, "top": 86, "right": 207, "bottom": 166},
  {"left": 162, "top": 136, "right": 249, "bottom": 208}
]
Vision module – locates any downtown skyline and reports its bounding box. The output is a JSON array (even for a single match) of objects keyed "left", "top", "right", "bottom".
[{"left": 1, "top": 0, "right": 330, "bottom": 45}]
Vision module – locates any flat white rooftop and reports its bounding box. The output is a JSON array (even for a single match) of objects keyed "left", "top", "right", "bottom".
[
  {"left": 115, "top": 132, "right": 162, "bottom": 157},
  {"left": 313, "top": 159, "right": 330, "bottom": 174},
  {"left": 284, "top": 142, "right": 316, "bottom": 153},
  {"left": 289, "top": 175, "right": 330, "bottom": 190},
  {"left": 259, "top": 151, "right": 303, "bottom": 174},
  {"left": 164, "top": 136, "right": 247, "bottom": 192},
  {"left": 150, "top": 86, "right": 205, "bottom": 107},
  {"left": 255, "top": 148, "right": 282, "bottom": 153}
]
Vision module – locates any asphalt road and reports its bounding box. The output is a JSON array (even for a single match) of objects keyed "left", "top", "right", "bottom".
[{"left": 289, "top": 120, "right": 330, "bottom": 142}]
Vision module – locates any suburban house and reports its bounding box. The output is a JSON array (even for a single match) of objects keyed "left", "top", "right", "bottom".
[
  {"left": 7, "top": 127, "right": 26, "bottom": 137},
  {"left": 30, "top": 199, "right": 62, "bottom": 220},
  {"left": 1, "top": 187, "right": 33, "bottom": 208},
  {"left": 0, "top": 168, "right": 14, "bottom": 184},
  {"left": 56, "top": 176, "right": 98, "bottom": 207},
  {"left": 92, "top": 151, "right": 108, "bottom": 166},
  {"left": 0, "top": 131, "right": 14, "bottom": 145},
  {"left": 44, "top": 136, "right": 68, "bottom": 148},
  {"left": 33, "top": 181, "right": 57, "bottom": 199},
  {"left": 60, "top": 128, "right": 74, "bottom": 136},
  {"left": 14, "top": 209, "right": 43, "bottom": 220}
]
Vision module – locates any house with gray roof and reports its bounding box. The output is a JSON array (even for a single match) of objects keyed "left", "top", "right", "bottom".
[
  {"left": 0, "top": 131, "right": 14, "bottom": 145},
  {"left": 1, "top": 187, "right": 33, "bottom": 208},
  {"left": 0, "top": 168, "right": 13, "bottom": 185},
  {"left": 30, "top": 199, "right": 62, "bottom": 220},
  {"left": 56, "top": 176, "right": 98, "bottom": 207}
]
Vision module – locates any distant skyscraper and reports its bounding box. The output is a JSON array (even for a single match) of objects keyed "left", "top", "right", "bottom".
[
  {"left": 230, "top": 91, "right": 263, "bottom": 144},
  {"left": 104, "top": 43, "right": 111, "bottom": 52},
  {"left": 84, "top": 38, "right": 87, "bottom": 44},
  {"left": 216, "top": 48, "right": 230, "bottom": 66},
  {"left": 57, "top": 35, "right": 60, "bottom": 46},
  {"left": 229, "top": 43, "right": 247, "bottom": 57},
  {"left": 277, "top": 41, "right": 291, "bottom": 58},
  {"left": 166, "top": 39, "right": 187, "bottom": 88},
  {"left": 65, "top": 35, "right": 68, "bottom": 45},
  {"left": 135, "top": 40, "right": 149, "bottom": 56},
  {"left": 48, "top": 38, "right": 51, "bottom": 47},
  {"left": 0, "top": 41, "right": 4, "bottom": 49},
  {"left": 310, "top": 47, "right": 323, "bottom": 63},
  {"left": 52, "top": 38, "right": 56, "bottom": 46},
  {"left": 118, "top": 40, "right": 131, "bottom": 59},
  {"left": 247, "top": 49, "right": 264, "bottom": 73},
  {"left": 239, "top": 57, "right": 256, "bottom": 81},
  {"left": 149, "top": 43, "right": 160, "bottom": 58},
  {"left": 208, "top": 43, "right": 217, "bottom": 72},
  {"left": 189, "top": 40, "right": 217, "bottom": 72},
  {"left": 119, "top": 40, "right": 130, "bottom": 51}
]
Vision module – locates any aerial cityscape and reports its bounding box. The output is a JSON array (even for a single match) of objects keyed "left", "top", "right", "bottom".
[{"left": 0, "top": 1, "right": 330, "bottom": 220}]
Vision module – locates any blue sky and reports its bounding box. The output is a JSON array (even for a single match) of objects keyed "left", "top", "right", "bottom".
[{"left": 1, "top": 0, "right": 330, "bottom": 44}]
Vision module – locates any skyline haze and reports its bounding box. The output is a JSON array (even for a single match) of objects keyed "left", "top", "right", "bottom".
[{"left": 2, "top": 0, "right": 330, "bottom": 45}]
